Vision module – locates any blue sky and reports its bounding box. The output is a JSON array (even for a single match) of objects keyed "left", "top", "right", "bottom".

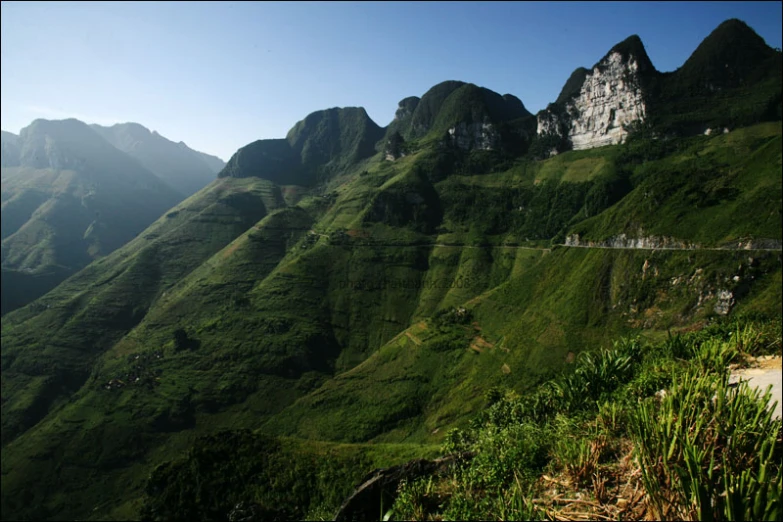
[{"left": 1, "top": 1, "right": 781, "bottom": 161}]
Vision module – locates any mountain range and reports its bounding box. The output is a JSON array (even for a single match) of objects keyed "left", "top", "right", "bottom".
[
  {"left": 0, "top": 18, "right": 781, "bottom": 522},
  {"left": 0, "top": 120, "right": 225, "bottom": 315}
]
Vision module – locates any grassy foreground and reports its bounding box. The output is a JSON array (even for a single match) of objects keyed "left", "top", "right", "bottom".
[{"left": 386, "top": 318, "right": 782, "bottom": 521}]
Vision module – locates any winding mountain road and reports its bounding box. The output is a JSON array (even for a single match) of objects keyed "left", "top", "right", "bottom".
[
  {"left": 365, "top": 242, "right": 782, "bottom": 252},
  {"left": 557, "top": 243, "right": 783, "bottom": 252}
]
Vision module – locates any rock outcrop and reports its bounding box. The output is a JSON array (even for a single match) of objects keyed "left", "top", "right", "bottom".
[
  {"left": 564, "top": 234, "right": 782, "bottom": 251},
  {"left": 447, "top": 121, "right": 500, "bottom": 151},
  {"left": 714, "top": 289, "right": 735, "bottom": 315},
  {"left": 393, "top": 96, "right": 420, "bottom": 123},
  {"left": 536, "top": 36, "right": 654, "bottom": 152},
  {"left": 333, "top": 452, "right": 474, "bottom": 522}
]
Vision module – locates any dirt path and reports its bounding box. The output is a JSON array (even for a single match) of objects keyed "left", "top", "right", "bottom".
[
  {"left": 404, "top": 331, "right": 422, "bottom": 346},
  {"left": 730, "top": 356, "right": 782, "bottom": 419}
]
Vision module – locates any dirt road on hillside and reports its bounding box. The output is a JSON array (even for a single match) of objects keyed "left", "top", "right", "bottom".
[{"left": 730, "top": 356, "right": 782, "bottom": 419}]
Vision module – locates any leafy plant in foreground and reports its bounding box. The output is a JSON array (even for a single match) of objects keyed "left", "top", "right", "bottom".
[{"left": 630, "top": 371, "right": 782, "bottom": 520}]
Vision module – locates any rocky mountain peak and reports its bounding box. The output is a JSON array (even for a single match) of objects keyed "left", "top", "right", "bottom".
[
  {"left": 393, "top": 96, "right": 421, "bottom": 122},
  {"left": 17, "top": 119, "right": 113, "bottom": 170},
  {"left": 603, "top": 34, "right": 656, "bottom": 74},
  {"left": 676, "top": 17, "right": 780, "bottom": 91},
  {"left": 536, "top": 34, "right": 656, "bottom": 153},
  {"left": 407, "top": 81, "right": 468, "bottom": 139},
  {"left": 285, "top": 106, "right": 384, "bottom": 170}
]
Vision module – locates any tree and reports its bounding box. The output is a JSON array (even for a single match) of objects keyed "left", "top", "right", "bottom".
[
  {"left": 385, "top": 131, "right": 405, "bottom": 159},
  {"left": 173, "top": 328, "right": 199, "bottom": 352}
]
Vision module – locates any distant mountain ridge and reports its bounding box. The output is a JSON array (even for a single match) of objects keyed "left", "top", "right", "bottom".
[
  {"left": 90, "top": 122, "right": 224, "bottom": 197},
  {"left": 217, "top": 20, "right": 781, "bottom": 188},
  {"left": 1, "top": 118, "right": 225, "bottom": 315}
]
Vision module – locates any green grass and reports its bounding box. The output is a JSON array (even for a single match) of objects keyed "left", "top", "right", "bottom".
[
  {"left": 569, "top": 122, "right": 782, "bottom": 245},
  {"left": 386, "top": 318, "right": 782, "bottom": 521}
]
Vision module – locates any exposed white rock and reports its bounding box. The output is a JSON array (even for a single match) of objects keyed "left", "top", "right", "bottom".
[
  {"left": 564, "top": 233, "right": 695, "bottom": 250},
  {"left": 384, "top": 151, "right": 406, "bottom": 162},
  {"left": 714, "top": 289, "right": 734, "bottom": 315},
  {"left": 448, "top": 122, "right": 499, "bottom": 151},
  {"left": 536, "top": 52, "right": 647, "bottom": 151},
  {"left": 736, "top": 238, "right": 783, "bottom": 250}
]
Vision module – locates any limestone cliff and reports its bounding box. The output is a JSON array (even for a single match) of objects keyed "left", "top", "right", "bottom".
[{"left": 536, "top": 35, "right": 655, "bottom": 152}]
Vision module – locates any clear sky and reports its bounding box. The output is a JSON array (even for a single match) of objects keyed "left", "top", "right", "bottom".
[{"left": 1, "top": 1, "right": 781, "bottom": 161}]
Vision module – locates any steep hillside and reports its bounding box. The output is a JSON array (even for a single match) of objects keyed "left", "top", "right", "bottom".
[
  {"left": 1, "top": 119, "right": 228, "bottom": 315},
  {"left": 3, "top": 118, "right": 780, "bottom": 520},
  {"left": 1, "top": 18, "right": 781, "bottom": 522},
  {"left": 1, "top": 176, "right": 283, "bottom": 447},
  {"left": 91, "top": 122, "right": 224, "bottom": 196},
  {"left": 569, "top": 122, "right": 783, "bottom": 246}
]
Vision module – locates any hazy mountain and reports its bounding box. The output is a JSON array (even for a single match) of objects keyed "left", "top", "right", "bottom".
[
  {"left": 0, "top": 119, "right": 184, "bottom": 314},
  {"left": 0, "top": 130, "right": 21, "bottom": 167},
  {"left": 90, "top": 122, "right": 225, "bottom": 197},
  {"left": 1, "top": 19, "right": 781, "bottom": 522},
  {"left": 196, "top": 150, "right": 227, "bottom": 174}
]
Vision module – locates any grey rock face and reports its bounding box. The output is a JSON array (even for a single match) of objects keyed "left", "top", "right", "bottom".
[
  {"left": 714, "top": 289, "right": 735, "bottom": 315},
  {"left": 447, "top": 121, "right": 499, "bottom": 151},
  {"left": 537, "top": 51, "right": 647, "bottom": 150}
]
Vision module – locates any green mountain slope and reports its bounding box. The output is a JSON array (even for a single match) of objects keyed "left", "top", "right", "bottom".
[
  {"left": 1, "top": 176, "right": 283, "bottom": 447},
  {"left": 569, "top": 122, "right": 783, "bottom": 245},
  {"left": 1, "top": 18, "right": 781, "bottom": 522},
  {"left": 647, "top": 19, "right": 782, "bottom": 134},
  {"left": 221, "top": 107, "right": 385, "bottom": 186},
  {"left": 395, "top": 81, "right": 535, "bottom": 150}
]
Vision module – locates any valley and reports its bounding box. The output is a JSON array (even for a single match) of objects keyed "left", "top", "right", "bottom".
[{"left": 1, "top": 16, "right": 781, "bottom": 522}]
